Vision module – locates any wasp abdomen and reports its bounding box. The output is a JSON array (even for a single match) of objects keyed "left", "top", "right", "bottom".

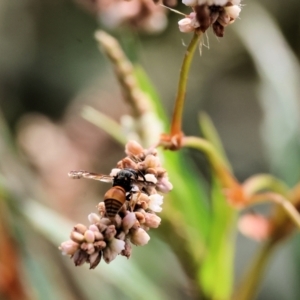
[{"left": 104, "top": 186, "right": 126, "bottom": 218}]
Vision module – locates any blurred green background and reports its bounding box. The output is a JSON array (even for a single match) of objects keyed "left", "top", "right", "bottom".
[{"left": 1, "top": 0, "right": 300, "bottom": 299}]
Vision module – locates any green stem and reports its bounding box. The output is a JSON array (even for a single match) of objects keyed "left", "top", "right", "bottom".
[
  {"left": 243, "top": 174, "right": 289, "bottom": 198},
  {"left": 233, "top": 241, "right": 275, "bottom": 300},
  {"left": 251, "top": 192, "right": 300, "bottom": 230},
  {"left": 182, "top": 136, "right": 238, "bottom": 188},
  {"left": 170, "top": 32, "right": 201, "bottom": 136}
]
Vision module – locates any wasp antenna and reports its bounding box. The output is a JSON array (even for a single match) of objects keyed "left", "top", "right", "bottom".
[{"left": 159, "top": 4, "right": 186, "bottom": 16}]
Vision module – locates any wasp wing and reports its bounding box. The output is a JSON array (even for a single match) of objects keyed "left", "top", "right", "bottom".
[{"left": 68, "top": 170, "right": 113, "bottom": 183}]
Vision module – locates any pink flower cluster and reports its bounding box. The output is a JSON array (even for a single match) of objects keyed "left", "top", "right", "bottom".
[{"left": 59, "top": 141, "right": 172, "bottom": 268}]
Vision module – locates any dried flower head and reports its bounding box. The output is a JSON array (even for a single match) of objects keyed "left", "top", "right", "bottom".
[
  {"left": 179, "top": 0, "right": 241, "bottom": 36},
  {"left": 59, "top": 140, "right": 172, "bottom": 268}
]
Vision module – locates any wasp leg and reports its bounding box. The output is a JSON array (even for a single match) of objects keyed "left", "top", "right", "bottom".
[{"left": 127, "top": 191, "right": 142, "bottom": 212}]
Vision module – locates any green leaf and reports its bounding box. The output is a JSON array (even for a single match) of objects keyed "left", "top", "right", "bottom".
[
  {"left": 199, "top": 112, "right": 232, "bottom": 171},
  {"left": 81, "top": 106, "right": 127, "bottom": 145},
  {"left": 164, "top": 151, "right": 210, "bottom": 240},
  {"left": 199, "top": 178, "right": 237, "bottom": 300},
  {"left": 133, "top": 65, "right": 169, "bottom": 126}
]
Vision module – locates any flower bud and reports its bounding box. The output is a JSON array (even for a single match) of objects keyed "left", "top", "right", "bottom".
[
  {"left": 104, "top": 225, "right": 117, "bottom": 241},
  {"left": 122, "top": 212, "right": 137, "bottom": 234},
  {"left": 182, "top": 0, "right": 198, "bottom": 6},
  {"left": 84, "top": 230, "right": 95, "bottom": 243},
  {"left": 88, "top": 213, "right": 100, "bottom": 224},
  {"left": 119, "top": 157, "right": 137, "bottom": 169},
  {"left": 157, "top": 177, "right": 173, "bottom": 193},
  {"left": 178, "top": 17, "right": 196, "bottom": 33},
  {"left": 114, "top": 214, "right": 122, "bottom": 228},
  {"left": 145, "top": 168, "right": 157, "bottom": 176},
  {"left": 89, "top": 251, "right": 102, "bottom": 269},
  {"left": 86, "top": 244, "right": 95, "bottom": 255},
  {"left": 144, "top": 213, "right": 161, "bottom": 228},
  {"left": 144, "top": 155, "right": 160, "bottom": 169},
  {"left": 198, "top": 0, "right": 227, "bottom": 4},
  {"left": 224, "top": 5, "right": 241, "bottom": 20},
  {"left": 125, "top": 140, "right": 144, "bottom": 156},
  {"left": 73, "top": 249, "right": 88, "bottom": 266},
  {"left": 110, "top": 238, "right": 125, "bottom": 253},
  {"left": 217, "top": 10, "right": 230, "bottom": 26},
  {"left": 145, "top": 174, "right": 157, "bottom": 184},
  {"left": 103, "top": 238, "right": 125, "bottom": 264},
  {"left": 73, "top": 223, "right": 87, "bottom": 234},
  {"left": 93, "top": 231, "right": 104, "bottom": 241},
  {"left": 97, "top": 202, "right": 106, "bottom": 217},
  {"left": 94, "top": 240, "right": 107, "bottom": 251},
  {"left": 155, "top": 167, "right": 166, "bottom": 177},
  {"left": 133, "top": 192, "right": 149, "bottom": 204},
  {"left": 70, "top": 231, "right": 85, "bottom": 243},
  {"left": 59, "top": 240, "right": 79, "bottom": 256},
  {"left": 97, "top": 223, "right": 108, "bottom": 233},
  {"left": 81, "top": 242, "right": 95, "bottom": 255},
  {"left": 130, "top": 228, "right": 150, "bottom": 246},
  {"left": 89, "top": 224, "right": 99, "bottom": 232},
  {"left": 231, "top": 0, "right": 241, "bottom": 5},
  {"left": 148, "top": 194, "right": 164, "bottom": 212},
  {"left": 99, "top": 218, "right": 111, "bottom": 225},
  {"left": 121, "top": 239, "right": 132, "bottom": 258},
  {"left": 135, "top": 211, "right": 145, "bottom": 224},
  {"left": 117, "top": 231, "right": 126, "bottom": 240}
]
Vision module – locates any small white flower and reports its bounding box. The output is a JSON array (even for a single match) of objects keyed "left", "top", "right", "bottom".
[
  {"left": 144, "top": 213, "right": 161, "bottom": 228},
  {"left": 110, "top": 238, "right": 126, "bottom": 254},
  {"left": 182, "top": 0, "right": 198, "bottom": 6},
  {"left": 148, "top": 194, "right": 164, "bottom": 212},
  {"left": 157, "top": 177, "right": 173, "bottom": 193},
  {"left": 198, "top": 0, "right": 227, "bottom": 5},
  {"left": 88, "top": 213, "right": 100, "bottom": 224},
  {"left": 122, "top": 212, "right": 137, "bottom": 233},
  {"left": 131, "top": 185, "right": 140, "bottom": 193},
  {"left": 231, "top": 0, "right": 241, "bottom": 5},
  {"left": 59, "top": 240, "right": 79, "bottom": 256},
  {"left": 224, "top": 5, "right": 241, "bottom": 20},
  {"left": 178, "top": 18, "right": 195, "bottom": 33},
  {"left": 110, "top": 168, "right": 121, "bottom": 177},
  {"left": 178, "top": 12, "right": 200, "bottom": 33},
  {"left": 84, "top": 230, "right": 95, "bottom": 243},
  {"left": 145, "top": 173, "right": 157, "bottom": 184},
  {"left": 130, "top": 228, "right": 150, "bottom": 246},
  {"left": 103, "top": 238, "right": 125, "bottom": 264}
]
